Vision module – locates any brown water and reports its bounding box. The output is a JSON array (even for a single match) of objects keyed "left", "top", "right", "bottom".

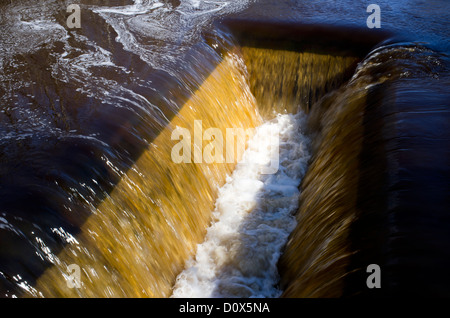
[
  {"left": 32, "top": 52, "right": 262, "bottom": 297},
  {"left": 241, "top": 47, "right": 358, "bottom": 117},
  {"left": 279, "top": 44, "right": 450, "bottom": 297}
]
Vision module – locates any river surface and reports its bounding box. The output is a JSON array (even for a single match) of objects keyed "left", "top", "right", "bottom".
[{"left": 0, "top": 0, "right": 449, "bottom": 297}]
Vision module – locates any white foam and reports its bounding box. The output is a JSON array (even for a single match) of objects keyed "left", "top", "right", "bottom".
[
  {"left": 171, "top": 112, "right": 310, "bottom": 298},
  {"left": 93, "top": 0, "right": 250, "bottom": 70}
]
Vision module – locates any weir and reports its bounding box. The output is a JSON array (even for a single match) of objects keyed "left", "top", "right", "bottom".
[
  {"left": 15, "top": 19, "right": 371, "bottom": 297},
  {"left": 2, "top": 14, "right": 449, "bottom": 298}
]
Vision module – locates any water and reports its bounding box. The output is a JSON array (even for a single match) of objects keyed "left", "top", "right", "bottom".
[
  {"left": 0, "top": 0, "right": 449, "bottom": 298},
  {"left": 172, "top": 112, "right": 310, "bottom": 298},
  {"left": 279, "top": 42, "right": 450, "bottom": 297}
]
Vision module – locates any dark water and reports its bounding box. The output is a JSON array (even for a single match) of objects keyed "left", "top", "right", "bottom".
[
  {"left": 278, "top": 42, "right": 450, "bottom": 297},
  {"left": 0, "top": 0, "right": 449, "bottom": 297}
]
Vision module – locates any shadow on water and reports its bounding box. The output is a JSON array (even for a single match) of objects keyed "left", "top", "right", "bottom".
[
  {"left": 345, "top": 73, "right": 450, "bottom": 297},
  {"left": 277, "top": 40, "right": 450, "bottom": 297},
  {"left": 3, "top": 0, "right": 449, "bottom": 298}
]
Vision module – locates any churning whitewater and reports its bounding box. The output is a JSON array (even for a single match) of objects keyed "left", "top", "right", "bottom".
[{"left": 171, "top": 112, "right": 310, "bottom": 298}]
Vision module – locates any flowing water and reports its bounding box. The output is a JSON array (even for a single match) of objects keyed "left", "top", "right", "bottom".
[
  {"left": 0, "top": 0, "right": 449, "bottom": 298},
  {"left": 172, "top": 112, "right": 310, "bottom": 298}
]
